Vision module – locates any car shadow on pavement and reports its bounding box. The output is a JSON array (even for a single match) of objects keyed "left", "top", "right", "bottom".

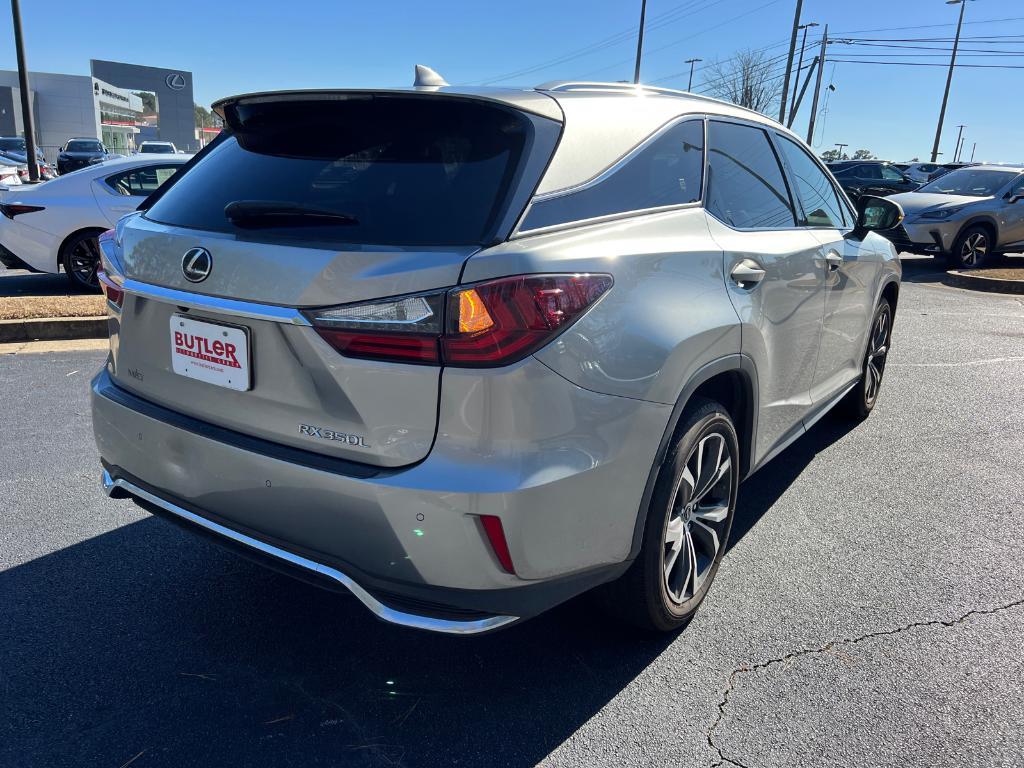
[
  {"left": 1, "top": 514, "right": 675, "bottom": 767},
  {"left": 0, "top": 268, "right": 90, "bottom": 297}
]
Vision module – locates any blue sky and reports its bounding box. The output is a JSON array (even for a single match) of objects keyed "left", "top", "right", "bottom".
[{"left": 1, "top": 0, "right": 1019, "bottom": 162}]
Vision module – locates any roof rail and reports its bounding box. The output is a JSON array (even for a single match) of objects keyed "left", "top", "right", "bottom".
[{"left": 534, "top": 80, "right": 770, "bottom": 120}]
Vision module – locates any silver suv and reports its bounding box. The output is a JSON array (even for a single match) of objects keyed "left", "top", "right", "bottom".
[{"left": 92, "top": 81, "right": 902, "bottom": 635}]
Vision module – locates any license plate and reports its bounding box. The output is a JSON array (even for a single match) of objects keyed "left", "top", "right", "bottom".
[{"left": 169, "top": 314, "right": 251, "bottom": 391}]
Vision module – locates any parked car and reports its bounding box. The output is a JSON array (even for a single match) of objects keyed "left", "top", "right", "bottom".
[
  {"left": 926, "top": 162, "right": 976, "bottom": 182},
  {"left": 882, "top": 165, "right": 1024, "bottom": 268},
  {"left": 0, "top": 154, "right": 188, "bottom": 287},
  {"left": 138, "top": 141, "right": 178, "bottom": 154},
  {"left": 92, "top": 80, "right": 902, "bottom": 635},
  {"left": 828, "top": 160, "right": 918, "bottom": 202},
  {"left": 57, "top": 138, "right": 110, "bottom": 175},
  {"left": 0, "top": 155, "right": 25, "bottom": 186},
  {"left": 0, "top": 136, "right": 56, "bottom": 179},
  {"left": 901, "top": 162, "right": 942, "bottom": 184}
]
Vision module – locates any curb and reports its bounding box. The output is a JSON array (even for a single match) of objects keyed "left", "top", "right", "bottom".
[
  {"left": 0, "top": 316, "right": 107, "bottom": 343},
  {"left": 944, "top": 270, "right": 1024, "bottom": 295}
]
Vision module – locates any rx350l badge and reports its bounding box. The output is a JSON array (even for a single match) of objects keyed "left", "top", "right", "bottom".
[{"left": 299, "top": 424, "right": 371, "bottom": 448}]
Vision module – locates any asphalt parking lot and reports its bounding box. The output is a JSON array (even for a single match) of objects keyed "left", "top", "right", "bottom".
[{"left": 2, "top": 257, "right": 1023, "bottom": 768}]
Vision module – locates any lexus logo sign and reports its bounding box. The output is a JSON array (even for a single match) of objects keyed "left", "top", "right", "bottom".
[
  {"left": 181, "top": 247, "right": 213, "bottom": 282},
  {"left": 165, "top": 73, "right": 187, "bottom": 91}
]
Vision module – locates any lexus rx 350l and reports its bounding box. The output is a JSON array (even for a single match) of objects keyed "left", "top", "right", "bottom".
[{"left": 92, "top": 79, "right": 902, "bottom": 634}]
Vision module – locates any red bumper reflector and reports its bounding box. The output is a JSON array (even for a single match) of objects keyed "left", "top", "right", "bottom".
[{"left": 479, "top": 515, "right": 515, "bottom": 574}]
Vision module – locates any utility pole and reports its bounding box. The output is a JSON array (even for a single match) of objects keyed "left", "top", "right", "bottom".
[
  {"left": 930, "top": 0, "right": 968, "bottom": 163},
  {"left": 779, "top": 0, "right": 804, "bottom": 123},
  {"left": 10, "top": 0, "right": 39, "bottom": 181},
  {"left": 633, "top": 0, "right": 648, "bottom": 85},
  {"left": 970, "top": 142, "right": 976, "bottom": 162},
  {"left": 787, "top": 54, "right": 818, "bottom": 128},
  {"left": 789, "top": 22, "right": 819, "bottom": 124},
  {"left": 834, "top": 142, "right": 848, "bottom": 159},
  {"left": 952, "top": 124, "right": 965, "bottom": 163},
  {"left": 685, "top": 57, "right": 702, "bottom": 91},
  {"left": 806, "top": 24, "right": 827, "bottom": 146}
]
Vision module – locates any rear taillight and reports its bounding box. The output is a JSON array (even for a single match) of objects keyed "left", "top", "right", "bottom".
[
  {"left": 97, "top": 269, "right": 124, "bottom": 309},
  {"left": 304, "top": 274, "right": 611, "bottom": 368},
  {"left": 0, "top": 203, "right": 44, "bottom": 219}
]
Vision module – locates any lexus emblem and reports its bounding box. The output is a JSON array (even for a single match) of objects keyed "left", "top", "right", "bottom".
[
  {"left": 165, "top": 73, "right": 187, "bottom": 91},
  {"left": 181, "top": 247, "right": 212, "bottom": 282}
]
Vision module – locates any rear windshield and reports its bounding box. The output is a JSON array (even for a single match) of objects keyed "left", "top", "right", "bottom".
[
  {"left": 145, "top": 95, "right": 534, "bottom": 246},
  {"left": 140, "top": 144, "right": 174, "bottom": 153},
  {"left": 916, "top": 168, "right": 1016, "bottom": 197},
  {"left": 0, "top": 137, "right": 25, "bottom": 152}
]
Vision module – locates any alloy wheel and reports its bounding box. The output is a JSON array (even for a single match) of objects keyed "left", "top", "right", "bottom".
[
  {"left": 960, "top": 232, "right": 988, "bottom": 268},
  {"left": 68, "top": 236, "right": 101, "bottom": 289},
  {"left": 663, "top": 432, "right": 733, "bottom": 604},
  {"left": 865, "top": 306, "right": 890, "bottom": 407}
]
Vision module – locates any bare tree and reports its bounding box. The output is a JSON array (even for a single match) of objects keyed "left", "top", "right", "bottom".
[{"left": 701, "top": 49, "right": 783, "bottom": 116}]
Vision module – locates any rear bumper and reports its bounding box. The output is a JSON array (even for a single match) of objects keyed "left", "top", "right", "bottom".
[
  {"left": 0, "top": 217, "right": 59, "bottom": 273},
  {"left": 91, "top": 359, "right": 668, "bottom": 631}
]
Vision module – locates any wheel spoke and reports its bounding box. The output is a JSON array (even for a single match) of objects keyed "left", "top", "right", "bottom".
[
  {"left": 691, "top": 519, "right": 721, "bottom": 561},
  {"left": 692, "top": 434, "right": 728, "bottom": 502},
  {"left": 692, "top": 502, "right": 729, "bottom": 523},
  {"left": 685, "top": 528, "right": 700, "bottom": 595}
]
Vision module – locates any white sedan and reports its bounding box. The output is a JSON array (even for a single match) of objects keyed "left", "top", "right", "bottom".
[{"left": 0, "top": 154, "right": 189, "bottom": 289}]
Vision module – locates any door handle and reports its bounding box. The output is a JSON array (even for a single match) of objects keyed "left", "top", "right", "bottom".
[
  {"left": 825, "top": 250, "right": 844, "bottom": 272},
  {"left": 730, "top": 259, "right": 766, "bottom": 289}
]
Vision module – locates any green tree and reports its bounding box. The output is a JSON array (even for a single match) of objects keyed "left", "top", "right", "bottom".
[
  {"left": 853, "top": 149, "right": 875, "bottom": 160},
  {"left": 821, "top": 149, "right": 848, "bottom": 162},
  {"left": 132, "top": 91, "right": 157, "bottom": 114}
]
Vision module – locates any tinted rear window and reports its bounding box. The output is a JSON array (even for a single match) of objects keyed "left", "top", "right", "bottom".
[
  {"left": 67, "top": 140, "right": 103, "bottom": 152},
  {"left": 145, "top": 96, "right": 534, "bottom": 246}
]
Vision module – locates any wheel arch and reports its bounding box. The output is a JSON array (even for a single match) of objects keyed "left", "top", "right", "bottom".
[
  {"left": 625, "top": 354, "right": 758, "bottom": 561},
  {"left": 954, "top": 216, "right": 999, "bottom": 250},
  {"left": 57, "top": 225, "right": 109, "bottom": 270}
]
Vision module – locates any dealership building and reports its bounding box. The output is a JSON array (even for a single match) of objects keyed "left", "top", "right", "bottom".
[{"left": 0, "top": 60, "right": 196, "bottom": 161}]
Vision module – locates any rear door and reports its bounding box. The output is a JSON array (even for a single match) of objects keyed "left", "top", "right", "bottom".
[
  {"left": 703, "top": 119, "right": 825, "bottom": 464},
  {"left": 108, "top": 94, "right": 557, "bottom": 468},
  {"left": 773, "top": 133, "right": 873, "bottom": 403}
]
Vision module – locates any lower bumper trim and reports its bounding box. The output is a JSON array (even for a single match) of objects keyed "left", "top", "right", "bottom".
[{"left": 100, "top": 469, "right": 519, "bottom": 635}]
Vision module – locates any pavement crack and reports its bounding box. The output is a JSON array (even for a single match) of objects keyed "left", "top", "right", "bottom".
[{"left": 705, "top": 597, "right": 1024, "bottom": 768}]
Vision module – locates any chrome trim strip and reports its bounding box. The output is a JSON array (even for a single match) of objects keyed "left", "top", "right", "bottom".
[
  {"left": 101, "top": 470, "right": 519, "bottom": 635},
  {"left": 121, "top": 279, "right": 312, "bottom": 326}
]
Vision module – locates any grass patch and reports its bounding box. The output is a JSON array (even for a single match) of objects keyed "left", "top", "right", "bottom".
[{"left": 0, "top": 294, "right": 106, "bottom": 320}]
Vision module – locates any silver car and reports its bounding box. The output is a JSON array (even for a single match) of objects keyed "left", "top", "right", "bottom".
[
  {"left": 885, "top": 165, "right": 1024, "bottom": 268},
  {"left": 92, "top": 80, "right": 902, "bottom": 635}
]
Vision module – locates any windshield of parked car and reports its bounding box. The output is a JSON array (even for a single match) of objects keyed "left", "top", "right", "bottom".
[
  {"left": 140, "top": 144, "right": 174, "bottom": 153},
  {"left": 145, "top": 95, "right": 534, "bottom": 246},
  {"left": 66, "top": 140, "right": 104, "bottom": 153},
  {"left": 916, "top": 168, "right": 1016, "bottom": 197},
  {"left": 0, "top": 137, "right": 25, "bottom": 152}
]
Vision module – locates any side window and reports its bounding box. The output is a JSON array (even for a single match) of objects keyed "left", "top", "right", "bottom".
[
  {"left": 775, "top": 135, "right": 849, "bottom": 229},
  {"left": 521, "top": 119, "right": 704, "bottom": 231},
  {"left": 105, "top": 164, "right": 180, "bottom": 197},
  {"left": 858, "top": 164, "right": 882, "bottom": 180},
  {"left": 880, "top": 165, "right": 904, "bottom": 181},
  {"left": 706, "top": 120, "right": 795, "bottom": 229}
]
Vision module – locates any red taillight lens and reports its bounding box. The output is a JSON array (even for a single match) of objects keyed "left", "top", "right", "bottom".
[
  {"left": 97, "top": 269, "right": 124, "bottom": 309},
  {"left": 0, "top": 203, "right": 45, "bottom": 219},
  {"left": 304, "top": 274, "right": 611, "bottom": 368},
  {"left": 479, "top": 515, "right": 515, "bottom": 574},
  {"left": 443, "top": 274, "right": 612, "bottom": 366}
]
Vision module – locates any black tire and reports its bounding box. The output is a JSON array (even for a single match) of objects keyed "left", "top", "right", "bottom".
[
  {"left": 949, "top": 225, "right": 994, "bottom": 270},
  {"left": 60, "top": 230, "right": 104, "bottom": 291},
  {"left": 604, "top": 398, "right": 739, "bottom": 632},
  {"left": 841, "top": 299, "right": 892, "bottom": 420}
]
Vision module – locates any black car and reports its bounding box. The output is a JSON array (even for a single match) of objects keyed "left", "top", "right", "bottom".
[
  {"left": 0, "top": 136, "right": 56, "bottom": 179},
  {"left": 827, "top": 160, "right": 919, "bottom": 203},
  {"left": 57, "top": 138, "right": 109, "bottom": 175}
]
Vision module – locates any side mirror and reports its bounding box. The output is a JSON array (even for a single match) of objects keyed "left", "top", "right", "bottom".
[
  {"left": 850, "top": 195, "right": 904, "bottom": 240},
  {"left": 1005, "top": 189, "right": 1024, "bottom": 204}
]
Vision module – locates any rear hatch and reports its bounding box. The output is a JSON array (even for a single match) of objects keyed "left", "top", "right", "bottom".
[{"left": 107, "top": 91, "right": 559, "bottom": 468}]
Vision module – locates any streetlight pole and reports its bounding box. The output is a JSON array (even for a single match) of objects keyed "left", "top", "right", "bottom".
[
  {"left": 779, "top": 0, "right": 804, "bottom": 123},
  {"left": 633, "top": 0, "right": 648, "bottom": 84},
  {"left": 970, "top": 142, "right": 977, "bottom": 162},
  {"left": 789, "top": 22, "right": 819, "bottom": 124},
  {"left": 952, "top": 124, "right": 965, "bottom": 162},
  {"left": 930, "top": 0, "right": 969, "bottom": 163},
  {"left": 9, "top": 0, "right": 39, "bottom": 181},
  {"left": 685, "top": 57, "right": 702, "bottom": 91},
  {"left": 834, "top": 142, "right": 848, "bottom": 159},
  {"left": 806, "top": 24, "right": 828, "bottom": 146}
]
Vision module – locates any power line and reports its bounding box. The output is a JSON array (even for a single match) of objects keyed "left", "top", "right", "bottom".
[{"left": 829, "top": 59, "right": 1024, "bottom": 69}]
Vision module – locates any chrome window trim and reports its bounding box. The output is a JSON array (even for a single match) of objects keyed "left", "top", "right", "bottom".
[
  {"left": 512, "top": 114, "right": 706, "bottom": 237},
  {"left": 101, "top": 470, "right": 519, "bottom": 635},
  {"left": 121, "top": 278, "right": 313, "bottom": 326}
]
